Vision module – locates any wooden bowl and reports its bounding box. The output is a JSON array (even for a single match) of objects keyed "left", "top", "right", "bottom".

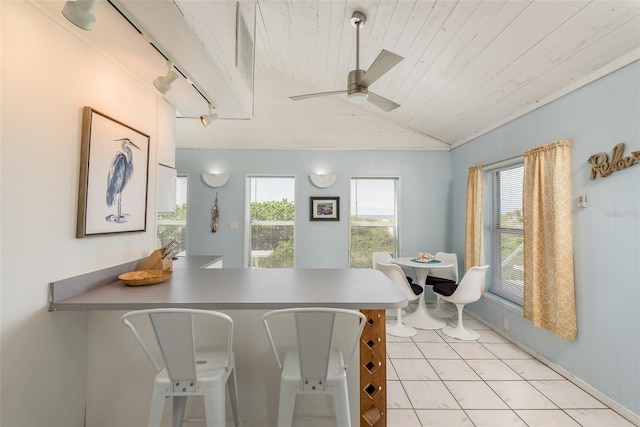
[{"left": 119, "top": 269, "right": 172, "bottom": 286}]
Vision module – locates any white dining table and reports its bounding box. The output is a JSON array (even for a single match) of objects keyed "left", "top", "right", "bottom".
[{"left": 392, "top": 257, "right": 454, "bottom": 329}]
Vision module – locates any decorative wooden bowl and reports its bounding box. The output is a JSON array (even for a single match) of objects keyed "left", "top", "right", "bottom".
[{"left": 119, "top": 269, "right": 172, "bottom": 286}]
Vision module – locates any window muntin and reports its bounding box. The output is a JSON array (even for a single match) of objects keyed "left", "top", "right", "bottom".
[
  {"left": 349, "top": 177, "right": 399, "bottom": 268},
  {"left": 489, "top": 164, "right": 524, "bottom": 305},
  {"left": 246, "top": 176, "right": 295, "bottom": 268},
  {"left": 157, "top": 175, "right": 188, "bottom": 256}
]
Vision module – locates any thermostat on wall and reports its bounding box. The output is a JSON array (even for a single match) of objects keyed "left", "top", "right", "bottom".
[{"left": 577, "top": 194, "right": 587, "bottom": 208}]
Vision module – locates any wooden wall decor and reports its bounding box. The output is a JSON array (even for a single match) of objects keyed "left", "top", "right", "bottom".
[{"left": 588, "top": 143, "right": 640, "bottom": 180}]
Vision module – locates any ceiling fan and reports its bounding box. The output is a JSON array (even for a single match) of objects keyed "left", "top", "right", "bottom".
[{"left": 289, "top": 11, "right": 404, "bottom": 112}]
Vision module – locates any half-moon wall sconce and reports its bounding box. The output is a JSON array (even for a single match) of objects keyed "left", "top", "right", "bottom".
[
  {"left": 309, "top": 174, "right": 336, "bottom": 188},
  {"left": 202, "top": 173, "right": 229, "bottom": 188}
]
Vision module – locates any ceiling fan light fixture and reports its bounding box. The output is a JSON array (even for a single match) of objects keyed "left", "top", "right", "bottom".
[
  {"left": 348, "top": 92, "right": 368, "bottom": 104},
  {"left": 289, "top": 10, "right": 403, "bottom": 112}
]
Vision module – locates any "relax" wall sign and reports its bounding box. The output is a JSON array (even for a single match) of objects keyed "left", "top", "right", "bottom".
[{"left": 587, "top": 143, "right": 640, "bottom": 180}]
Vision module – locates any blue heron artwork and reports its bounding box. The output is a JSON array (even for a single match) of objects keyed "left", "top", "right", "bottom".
[
  {"left": 105, "top": 137, "right": 140, "bottom": 223},
  {"left": 77, "top": 107, "right": 149, "bottom": 237}
]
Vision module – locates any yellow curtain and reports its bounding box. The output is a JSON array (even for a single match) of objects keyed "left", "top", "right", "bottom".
[
  {"left": 464, "top": 165, "right": 483, "bottom": 272},
  {"left": 523, "top": 140, "right": 577, "bottom": 340}
]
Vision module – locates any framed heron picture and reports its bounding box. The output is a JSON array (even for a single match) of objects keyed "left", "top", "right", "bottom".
[{"left": 76, "top": 107, "right": 150, "bottom": 237}]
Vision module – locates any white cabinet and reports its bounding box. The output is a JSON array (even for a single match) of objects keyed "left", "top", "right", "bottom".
[{"left": 157, "top": 98, "right": 176, "bottom": 167}]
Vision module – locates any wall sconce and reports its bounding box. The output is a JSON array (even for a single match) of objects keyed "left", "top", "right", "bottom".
[
  {"left": 62, "top": 0, "right": 99, "bottom": 31},
  {"left": 309, "top": 174, "right": 336, "bottom": 188},
  {"left": 202, "top": 173, "right": 229, "bottom": 188},
  {"left": 153, "top": 61, "right": 179, "bottom": 94},
  {"left": 200, "top": 104, "right": 219, "bottom": 127}
]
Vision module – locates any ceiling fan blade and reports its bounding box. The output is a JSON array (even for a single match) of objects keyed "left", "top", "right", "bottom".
[
  {"left": 367, "top": 92, "right": 401, "bottom": 112},
  {"left": 359, "top": 49, "right": 404, "bottom": 88},
  {"left": 290, "top": 90, "right": 347, "bottom": 101}
]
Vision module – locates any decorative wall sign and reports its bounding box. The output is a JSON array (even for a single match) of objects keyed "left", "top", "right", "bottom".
[
  {"left": 76, "top": 107, "right": 150, "bottom": 237},
  {"left": 587, "top": 143, "right": 640, "bottom": 180},
  {"left": 310, "top": 197, "right": 340, "bottom": 221}
]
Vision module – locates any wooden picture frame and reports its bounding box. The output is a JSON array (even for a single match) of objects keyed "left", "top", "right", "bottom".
[
  {"left": 310, "top": 197, "right": 340, "bottom": 221},
  {"left": 76, "top": 107, "right": 150, "bottom": 237}
]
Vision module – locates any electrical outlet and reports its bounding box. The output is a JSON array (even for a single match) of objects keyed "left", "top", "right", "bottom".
[
  {"left": 230, "top": 220, "right": 239, "bottom": 230},
  {"left": 503, "top": 317, "right": 509, "bottom": 332}
]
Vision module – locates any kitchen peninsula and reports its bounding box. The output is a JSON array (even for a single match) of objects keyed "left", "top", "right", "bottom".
[{"left": 49, "top": 256, "right": 406, "bottom": 426}]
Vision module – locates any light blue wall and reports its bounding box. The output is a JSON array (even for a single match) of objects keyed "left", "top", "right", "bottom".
[
  {"left": 451, "top": 60, "right": 640, "bottom": 416},
  {"left": 176, "top": 150, "right": 452, "bottom": 269}
]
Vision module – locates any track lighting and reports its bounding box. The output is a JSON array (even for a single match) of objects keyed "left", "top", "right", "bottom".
[
  {"left": 62, "top": 0, "right": 99, "bottom": 31},
  {"left": 200, "top": 104, "right": 219, "bottom": 127},
  {"left": 153, "top": 61, "right": 179, "bottom": 94}
]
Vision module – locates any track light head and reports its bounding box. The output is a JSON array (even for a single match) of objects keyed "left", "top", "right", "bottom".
[
  {"left": 153, "top": 62, "right": 179, "bottom": 94},
  {"left": 200, "top": 104, "right": 219, "bottom": 127},
  {"left": 62, "top": 0, "right": 98, "bottom": 31}
]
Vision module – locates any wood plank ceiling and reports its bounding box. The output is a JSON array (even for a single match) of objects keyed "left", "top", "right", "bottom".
[
  {"left": 44, "top": 0, "right": 638, "bottom": 150},
  {"left": 250, "top": 0, "right": 640, "bottom": 149}
]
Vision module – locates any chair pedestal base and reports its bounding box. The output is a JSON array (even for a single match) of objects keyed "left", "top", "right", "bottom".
[
  {"left": 386, "top": 308, "right": 417, "bottom": 337},
  {"left": 442, "top": 324, "right": 480, "bottom": 341},
  {"left": 386, "top": 322, "right": 416, "bottom": 337},
  {"left": 439, "top": 302, "right": 480, "bottom": 341},
  {"left": 432, "top": 297, "right": 455, "bottom": 319},
  {"left": 403, "top": 297, "right": 446, "bottom": 330}
]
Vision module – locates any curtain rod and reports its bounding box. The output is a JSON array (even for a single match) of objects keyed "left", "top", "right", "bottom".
[{"left": 482, "top": 154, "right": 523, "bottom": 169}]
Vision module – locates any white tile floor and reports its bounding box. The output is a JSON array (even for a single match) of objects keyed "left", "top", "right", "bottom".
[{"left": 386, "top": 307, "right": 636, "bottom": 427}]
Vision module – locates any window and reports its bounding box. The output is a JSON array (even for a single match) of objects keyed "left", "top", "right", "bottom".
[
  {"left": 157, "top": 175, "right": 188, "bottom": 256},
  {"left": 350, "top": 177, "right": 399, "bottom": 268},
  {"left": 489, "top": 164, "right": 524, "bottom": 305},
  {"left": 246, "top": 176, "right": 295, "bottom": 268}
]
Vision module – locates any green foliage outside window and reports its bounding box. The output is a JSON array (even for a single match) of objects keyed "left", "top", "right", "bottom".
[
  {"left": 258, "top": 237, "right": 294, "bottom": 268},
  {"left": 250, "top": 199, "right": 294, "bottom": 268},
  {"left": 350, "top": 216, "right": 395, "bottom": 268},
  {"left": 251, "top": 199, "right": 294, "bottom": 221},
  {"left": 157, "top": 203, "right": 187, "bottom": 255},
  {"left": 499, "top": 209, "right": 524, "bottom": 282}
]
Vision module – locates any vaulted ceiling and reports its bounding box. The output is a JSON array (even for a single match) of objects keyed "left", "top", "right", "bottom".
[
  {"left": 39, "top": 0, "right": 640, "bottom": 150},
  {"left": 251, "top": 0, "right": 640, "bottom": 149}
]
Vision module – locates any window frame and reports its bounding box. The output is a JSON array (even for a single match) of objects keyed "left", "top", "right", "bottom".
[{"left": 348, "top": 176, "right": 400, "bottom": 268}]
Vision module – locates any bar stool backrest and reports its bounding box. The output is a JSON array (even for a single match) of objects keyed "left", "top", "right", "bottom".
[
  {"left": 263, "top": 308, "right": 366, "bottom": 391},
  {"left": 122, "top": 308, "right": 233, "bottom": 387}
]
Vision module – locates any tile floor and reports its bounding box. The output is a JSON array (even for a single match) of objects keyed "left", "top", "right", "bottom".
[{"left": 386, "top": 307, "right": 636, "bottom": 427}]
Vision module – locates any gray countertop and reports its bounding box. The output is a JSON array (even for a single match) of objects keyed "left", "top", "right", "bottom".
[
  {"left": 49, "top": 257, "right": 407, "bottom": 311},
  {"left": 171, "top": 255, "right": 223, "bottom": 269}
]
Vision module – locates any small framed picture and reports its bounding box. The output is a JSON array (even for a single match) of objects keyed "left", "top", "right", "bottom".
[{"left": 310, "top": 197, "right": 340, "bottom": 221}]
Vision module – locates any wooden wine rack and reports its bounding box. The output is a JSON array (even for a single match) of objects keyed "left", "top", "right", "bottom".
[{"left": 359, "top": 310, "right": 386, "bottom": 426}]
